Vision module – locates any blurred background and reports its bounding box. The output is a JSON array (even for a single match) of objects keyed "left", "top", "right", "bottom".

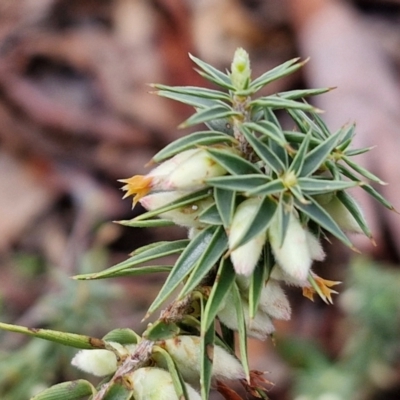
[{"left": 0, "top": 0, "right": 400, "bottom": 399}]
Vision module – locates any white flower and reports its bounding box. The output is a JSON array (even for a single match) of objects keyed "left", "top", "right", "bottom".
[
  {"left": 71, "top": 342, "right": 136, "bottom": 377},
  {"left": 159, "top": 335, "right": 245, "bottom": 385},
  {"left": 229, "top": 198, "right": 266, "bottom": 276},
  {"left": 269, "top": 212, "right": 312, "bottom": 282},
  {"left": 140, "top": 191, "right": 214, "bottom": 228},
  {"left": 127, "top": 367, "right": 201, "bottom": 400}
]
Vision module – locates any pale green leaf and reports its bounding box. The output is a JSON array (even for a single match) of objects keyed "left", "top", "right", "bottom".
[
  {"left": 31, "top": 380, "right": 96, "bottom": 400},
  {"left": 207, "top": 174, "right": 270, "bottom": 192},
  {"left": 214, "top": 188, "right": 236, "bottom": 228},
  {"left": 179, "top": 105, "right": 238, "bottom": 129}
]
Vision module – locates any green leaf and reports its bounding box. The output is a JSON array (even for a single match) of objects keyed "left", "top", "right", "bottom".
[
  {"left": 117, "top": 218, "right": 175, "bottom": 228},
  {"left": 278, "top": 87, "right": 331, "bottom": 100},
  {"left": 242, "top": 120, "right": 287, "bottom": 147},
  {"left": 275, "top": 194, "right": 293, "bottom": 246},
  {"left": 200, "top": 319, "right": 215, "bottom": 400},
  {"left": 179, "top": 226, "right": 228, "bottom": 298},
  {"left": 155, "top": 90, "right": 219, "bottom": 108},
  {"left": 214, "top": 187, "right": 236, "bottom": 228},
  {"left": 251, "top": 96, "right": 318, "bottom": 112},
  {"left": 147, "top": 226, "right": 217, "bottom": 317},
  {"left": 189, "top": 53, "right": 235, "bottom": 90},
  {"left": 97, "top": 265, "right": 172, "bottom": 279},
  {"left": 336, "top": 124, "right": 356, "bottom": 150},
  {"left": 152, "top": 346, "right": 190, "bottom": 400},
  {"left": 342, "top": 156, "right": 386, "bottom": 184},
  {"left": 241, "top": 127, "right": 286, "bottom": 174},
  {"left": 0, "top": 322, "right": 105, "bottom": 349},
  {"left": 288, "top": 130, "right": 311, "bottom": 175},
  {"left": 134, "top": 189, "right": 211, "bottom": 221},
  {"left": 152, "top": 131, "right": 235, "bottom": 163},
  {"left": 298, "top": 177, "right": 359, "bottom": 194},
  {"left": 202, "top": 258, "right": 236, "bottom": 334},
  {"left": 31, "top": 380, "right": 96, "bottom": 400},
  {"left": 74, "top": 240, "right": 188, "bottom": 280},
  {"left": 207, "top": 174, "right": 270, "bottom": 192},
  {"left": 337, "top": 165, "right": 395, "bottom": 210},
  {"left": 295, "top": 196, "right": 355, "bottom": 249},
  {"left": 103, "top": 329, "right": 141, "bottom": 345},
  {"left": 153, "top": 84, "right": 231, "bottom": 101},
  {"left": 206, "top": 147, "right": 261, "bottom": 175},
  {"left": 143, "top": 320, "right": 180, "bottom": 341},
  {"left": 245, "top": 179, "right": 285, "bottom": 197},
  {"left": 250, "top": 57, "right": 303, "bottom": 91},
  {"left": 287, "top": 109, "right": 326, "bottom": 139},
  {"left": 344, "top": 146, "right": 375, "bottom": 157},
  {"left": 179, "top": 105, "right": 239, "bottom": 129},
  {"left": 249, "top": 257, "right": 268, "bottom": 320},
  {"left": 230, "top": 196, "right": 277, "bottom": 250},
  {"left": 290, "top": 184, "right": 308, "bottom": 204},
  {"left": 300, "top": 128, "right": 343, "bottom": 177},
  {"left": 284, "top": 131, "right": 322, "bottom": 147},
  {"left": 336, "top": 191, "right": 372, "bottom": 239},
  {"left": 198, "top": 203, "right": 223, "bottom": 225},
  {"left": 205, "top": 118, "right": 234, "bottom": 136},
  {"left": 101, "top": 380, "right": 134, "bottom": 400},
  {"left": 219, "top": 323, "right": 235, "bottom": 352},
  {"left": 232, "top": 282, "right": 250, "bottom": 382}
]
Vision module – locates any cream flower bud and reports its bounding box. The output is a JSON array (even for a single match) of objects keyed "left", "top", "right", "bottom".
[
  {"left": 164, "top": 148, "right": 229, "bottom": 191},
  {"left": 217, "top": 292, "right": 275, "bottom": 340},
  {"left": 127, "top": 367, "right": 201, "bottom": 400},
  {"left": 269, "top": 212, "right": 312, "bottom": 282},
  {"left": 258, "top": 280, "right": 291, "bottom": 321},
  {"left": 306, "top": 231, "right": 325, "bottom": 261},
  {"left": 71, "top": 342, "right": 136, "bottom": 377},
  {"left": 229, "top": 198, "right": 266, "bottom": 276},
  {"left": 140, "top": 192, "right": 213, "bottom": 228},
  {"left": 321, "top": 196, "right": 363, "bottom": 234},
  {"left": 230, "top": 48, "right": 251, "bottom": 90},
  {"left": 160, "top": 335, "right": 245, "bottom": 385}
]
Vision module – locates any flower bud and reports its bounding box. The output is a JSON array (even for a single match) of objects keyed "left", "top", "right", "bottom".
[
  {"left": 140, "top": 192, "right": 214, "bottom": 228},
  {"left": 321, "top": 196, "right": 363, "bottom": 234},
  {"left": 269, "top": 212, "right": 312, "bottom": 282},
  {"left": 160, "top": 335, "right": 245, "bottom": 385},
  {"left": 127, "top": 367, "right": 201, "bottom": 400},
  {"left": 217, "top": 292, "right": 275, "bottom": 340},
  {"left": 71, "top": 342, "right": 136, "bottom": 377},
  {"left": 230, "top": 48, "right": 251, "bottom": 90},
  {"left": 306, "top": 231, "right": 325, "bottom": 261},
  {"left": 258, "top": 280, "right": 291, "bottom": 321},
  {"left": 229, "top": 198, "right": 266, "bottom": 276}
]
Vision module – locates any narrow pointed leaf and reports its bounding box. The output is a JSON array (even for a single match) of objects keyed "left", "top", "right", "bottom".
[
  {"left": 152, "top": 131, "right": 235, "bottom": 162},
  {"left": 336, "top": 191, "right": 372, "bottom": 238},
  {"left": 103, "top": 329, "right": 140, "bottom": 345},
  {"left": 147, "top": 226, "right": 217, "bottom": 316},
  {"left": 278, "top": 87, "right": 331, "bottom": 100},
  {"left": 241, "top": 127, "right": 286, "bottom": 174},
  {"left": 295, "top": 196, "right": 355, "bottom": 249},
  {"left": 342, "top": 156, "right": 386, "bottom": 184},
  {"left": 298, "top": 177, "right": 358, "bottom": 193},
  {"left": 251, "top": 96, "right": 317, "bottom": 112},
  {"left": 101, "top": 381, "right": 134, "bottom": 400},
  {"left": 153, "top": 84, "right": 231, "bottom": 101},
  {"left": 249, "top": 258, "right": 268, "bottom": 320},
  {"left": 290, "top": 185, "right": 309, "bottom": 204},
  {"left": 189, "top": 53, "right": 235, "bottom": 89},
  {"left": 245, "top": 179, "right": 285, "bottom": 197},
  {"left": 207, "top": 174, "right": 270, "bottom": 192},
  {"left": 155, "top": 90, "right": 218, "bottom": 108},
  {"left": 205, "top": 118, "right": 234, "bottom": 136},
  {"left": 300, "top": 129, "right": 343, "bottom": 177},
  {"left": 214, "top": 187, "right": 236, "bottom": 228},
  {"left": 31, "top": 380, "right": 96, "bottom": 400},
  {"left": 74, "top": 240, "right": 188, "bottom": 280},
  {"left": 284, "top": 131, "right": 321, "bottom": 147},
  {"left": 179, "top": 226, "right": 228, "bottom": 298},
  {"left": 287, "top": 109, "right": 326, "bottom": 139},
  {"left": 117, "top": 219, "right": 175, "bottom": 228},
  {"left": 230, "top": 196, "right": 277, "bottom": 250},
  {"left": 219, "top": 323, "right": 235, "bottom": 352},
  {"left": 276, "top": 195, "right": 293, "bottom": 246},
  {"left": 232, "top": 282, "right": 250, "bottom": 382},
  {"left": 134, "top": 189, "right": 211, "bottom": 221},
  {"left": 179, "top": 105, "right": 238, "bottom": 129},
  {"left": 344, "top": 146, "right": 375, "bottom": 157},
  {"left": 93, "top": 266, "right": 172, "bottom": 279},
  {"left": 206, "top": 147, "right": 261, "bottom": 175},
  {"left": 288, "top": 130, "right": 311, "bottom": 174},
  {"left": 202, "top": 258, "right": 236, "bottom": 334},
  {"left": 242, "top": 120, "right": 287, "bottom": 147},
  {"left": 336, "top": 124, "right": 356, "bottom": 149},
  {"left": 198, "top": 203, "right": 223, "bottom": 225},
  {"left": 250, "top": 58, "right": 302, "bottom": 91},
  {"left": 0, "top": 322, "right": 105, "bottom": 349},
  {"left": 144, "top": 320, "right": 180, "bottom": 341},
  {"left": 311, "top": 111, "right": 331, "bottom": 139},
  {"left": 201, "top": 318, "right": 215, "bottom": 400}
]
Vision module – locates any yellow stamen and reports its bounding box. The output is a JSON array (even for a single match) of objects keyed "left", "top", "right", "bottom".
[{"left": 119, "top": 175, "right": 153, "bottom": 206}]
